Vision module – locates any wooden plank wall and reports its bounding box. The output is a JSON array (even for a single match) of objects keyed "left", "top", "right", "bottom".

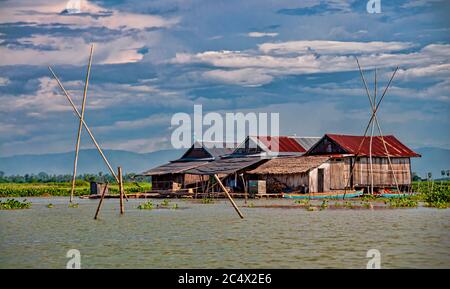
[{"left": 353, "top": 157, "right": 411, "bottom": 186}]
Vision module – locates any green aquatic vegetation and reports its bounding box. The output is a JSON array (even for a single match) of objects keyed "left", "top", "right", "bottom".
[
  {"left": 388, "top": 197, "right": 418, "bottom": 208},
  {"left": 320, "top": 200, "right": 328, "bottom": 210},
  {"left": 137, "top": 201, "right": 154, "bottom": 210},
  {"left": 201, "top": 198, "right": 214, "bottom": 204},
  {"left": 360, "top": 194, "right": 379, "bottom": 202},
  {"left": 46, "top": 203, "right": 54, "bottom": 208},
  {"left": 362, "top": 202, "right": 373, "bottom": 209},
  {"left": 422, "top": 189, "right": 449, "bottom": 209},
  {"left": 171, "top": 203, "right": 179, "bottom": 209},
  {"left": 295, "top": 199, "right": 310, "bottom": 206},
  {"left": 247, "top": 202, "right": 254, "bottom": 208},
  {"left": 68, "top": 203, "right": 79, "bottom": 208},
  {"left": 0, "top": 199, "right": 31, "bottom": 210},
  {"left": 333, "top": 202, "right": 342, "bottom": 208},
  {"left": 344, "top": 201, "right": 353, "bottom": 209},
  {"left": 159, "top": 199, "right": 170, "bottom": 207},
  {"left": 307, "top": 206, "right": 318, "bottom": 211}
]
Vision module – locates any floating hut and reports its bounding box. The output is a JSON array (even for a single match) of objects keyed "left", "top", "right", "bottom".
[
  {"left": 142, "top": 141, "right": 235, "bottom": 191},
  {"left": 246, "top": 156, "right": 330, "bottom": 193},
  {"left": 304, "top": 134, "right": 421, "bottom": 192}
]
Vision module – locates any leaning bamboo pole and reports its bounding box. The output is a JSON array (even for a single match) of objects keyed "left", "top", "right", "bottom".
[
  {"left": 94, "top": 182, "right": 108, "bottom": 220},
  {"left": 213, "top": 174, "right": 244, "bottom": 219},
  {"left": 70, "top": 44, "right": 94, "bottom": 203},
  {"left": 369, "top": 69, "right": 376, "bottom": 195},
  {"left": 343, "top": 59, "right": 399, "bottom": 198},
  {"left": 48, "top": 66, "right": 129, "bottom": 200}
]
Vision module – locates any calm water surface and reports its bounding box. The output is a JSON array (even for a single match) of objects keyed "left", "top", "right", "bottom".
[{"left": 0, "top": 197, "right": 449, "bottom": 268}]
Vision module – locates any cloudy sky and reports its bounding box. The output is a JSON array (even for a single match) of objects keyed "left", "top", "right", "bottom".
[{"left": 0, "top": 0, "right": 449, "bottom": 156}]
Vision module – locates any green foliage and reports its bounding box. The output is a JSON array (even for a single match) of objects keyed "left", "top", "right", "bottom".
[
  {"left": 137, "top": 201, "right": 154, "bottom": 210},
  {"left": 0, "top": 199, "right": 31, "bottom": 210},
  {"left": 159, "top": 199, "right": 170, "bottom": 207},
  {"left": 68, "top": 203, "right": 79, "bottom": 208},
  {"left": 0, "top": 182, "right": 151, "bottom": 197},
  {"left": 320, "top": 200, "right": 328, "bottom": 210},
  {"left": 388, "top": 197, "right": 418, "bottom": 208},
  {"left": 294, "top": 199, "right": 310, "bottom": 206},
  {"left": 46, "top": 203, "right": 54, "bottom": 208},
  {"left": 201, "top": 198, "right": 214, "bottom": 204},
  {"left": 172, "top": 203, "right": 179, "bottom": 210}
]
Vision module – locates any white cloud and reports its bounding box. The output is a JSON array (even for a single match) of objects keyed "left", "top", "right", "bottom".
[
  {"left": 0, "top": 77, "right": 10, "bottom": 86},
  {"left": 171, "top": 42, "right": 450, "bottom": 88},
  {"left": 0, "top": 0, "right": 177, "bottom": 66},
  {"left": 0, "top": 0, "right": 178, "bottom": 31},
  {"left": 397, "top": 63, "right": 450, "bottom": 81},
  {"left": 258, "top": 40, "right": 413, "bottom": 55},
  {"left": 203, "top": 68, "right": 273, "bottom": 87},
  {"left": 247, "top": 32, "right": 278, "bottom": 38},
  {"left": 104, "top": 136, "right": 171, "bottom": 153}
]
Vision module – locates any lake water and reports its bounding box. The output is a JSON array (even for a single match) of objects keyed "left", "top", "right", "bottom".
[{"left": 0, "top": 197, "right": 449, "bottom": 268}]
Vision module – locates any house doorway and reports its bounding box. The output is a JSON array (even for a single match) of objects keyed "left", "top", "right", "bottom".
[{"left": 318, "top": 168, "right": 324, "bottom": 192}]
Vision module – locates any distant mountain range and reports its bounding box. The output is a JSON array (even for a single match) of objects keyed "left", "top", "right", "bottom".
[
  {"left": 0, "top": 149, "right": 183, "bottom": 175},
  {"left": 0, "top": 147, "right": 448, "bottom": 179}
]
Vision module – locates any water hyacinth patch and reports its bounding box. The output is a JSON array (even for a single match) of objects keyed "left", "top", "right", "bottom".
[{"left": 0, "top": 199, "right": 31, "bottom": 210}]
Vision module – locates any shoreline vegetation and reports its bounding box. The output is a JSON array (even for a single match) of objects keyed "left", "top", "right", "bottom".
[{"left": 0, "top": 181, "right": 448, "bottom": 210}]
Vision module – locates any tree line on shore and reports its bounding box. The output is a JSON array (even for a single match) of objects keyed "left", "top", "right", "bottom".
[{"left": 0, "top": 171, "right": 150, "bottom": 183}]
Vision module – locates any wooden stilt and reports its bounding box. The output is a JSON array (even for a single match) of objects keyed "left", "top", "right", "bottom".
[
  {"left": 213, "top": 174, "right": 244, "bottom": 219},
  {"left": 94, "top": 182, "right": 108, "bottom": 220},
  {"left": 70, "top": 44, "right": 94, "bottom": 203},
  {"left": 240, "top": 174, "right": 248, "bottom": 204},
  {"left": 118, "top": 167, "right": 124, "bottom": 215}
]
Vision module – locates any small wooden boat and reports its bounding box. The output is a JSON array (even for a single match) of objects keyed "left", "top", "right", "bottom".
[{"left": 282, "top": 191, "right": 363, "bottom": 200}]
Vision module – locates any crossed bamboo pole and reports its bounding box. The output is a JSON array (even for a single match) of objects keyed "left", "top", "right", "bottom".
[
  {"left": 48, "top": 55, "right": 128, "bottom": 202},
  {"left": 69, "top": 44, "right": 94, "bottom": 203},
  {"left": 343, "top": 58, "right": 400, "bottom": 198}
]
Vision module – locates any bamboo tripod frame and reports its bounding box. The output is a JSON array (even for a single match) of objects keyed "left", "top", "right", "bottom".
[
  {"left": 343, "top": 58, "right": 400, "bottom": 198},
  {"left": 48, "top": 45, "right": 129, "bottom": 209}
]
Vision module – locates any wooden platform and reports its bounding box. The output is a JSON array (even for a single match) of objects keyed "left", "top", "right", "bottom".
[{"left": 79, "top": 191, "right": 283, "bottom": 199}]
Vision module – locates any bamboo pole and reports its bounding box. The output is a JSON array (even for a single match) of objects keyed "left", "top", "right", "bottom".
[
  {"left": 119, "top": 167, "right": 124, "bottom": 215},
  {"left": 240, "top": 174, "right": 248, "bottom": 204},
  {"left": 48, "top": 66, "right": 128, "bottom": 201},
  {"left": 369, "top": 68, "right": 376, "bottom": 195},
  {"left": 70, "top": 44, "right": 94, "bottom": 203},
  {"left": 213, "top": 174, "right": 244, "bottom": 219},
  {"left": 94, "top": 182, "right": 108, "bottom": 220},
  {"left": 343, "top": 59, "right": 399, "bottom": 198}
]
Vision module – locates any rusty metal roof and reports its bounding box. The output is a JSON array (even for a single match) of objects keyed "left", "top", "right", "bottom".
[
  {"left": 256, "top": 136, "right": 308, "bottom": 153},
  {"left": 321, "top": 134, "right": 421, "bottom": 157}
]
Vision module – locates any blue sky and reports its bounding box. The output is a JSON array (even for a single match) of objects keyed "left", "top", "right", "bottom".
[{"left": 0, "top": 0, "right": 449, "bottom": 156}]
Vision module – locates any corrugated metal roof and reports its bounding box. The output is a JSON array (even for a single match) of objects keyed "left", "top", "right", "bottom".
[
  {"left": 141, "top": 161, "right": 208, "bottom": 176},
  {"left": 247, "top": 156, "right": 330, "bottom": 175},
  {"left": 324, "top": 134, "right": 420, "bottom": 157},
  {"left": 256, "top": 136, "right": 307, "bottom": 153},
  {"left": 185, "top": 157, "right": 266, "bottom": 175},
  {"left": 295, "top": 137, "right": 321, "bottom": 151},
  {"left": 178, "top": 141, "right": 236, "bottom": 160}
]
